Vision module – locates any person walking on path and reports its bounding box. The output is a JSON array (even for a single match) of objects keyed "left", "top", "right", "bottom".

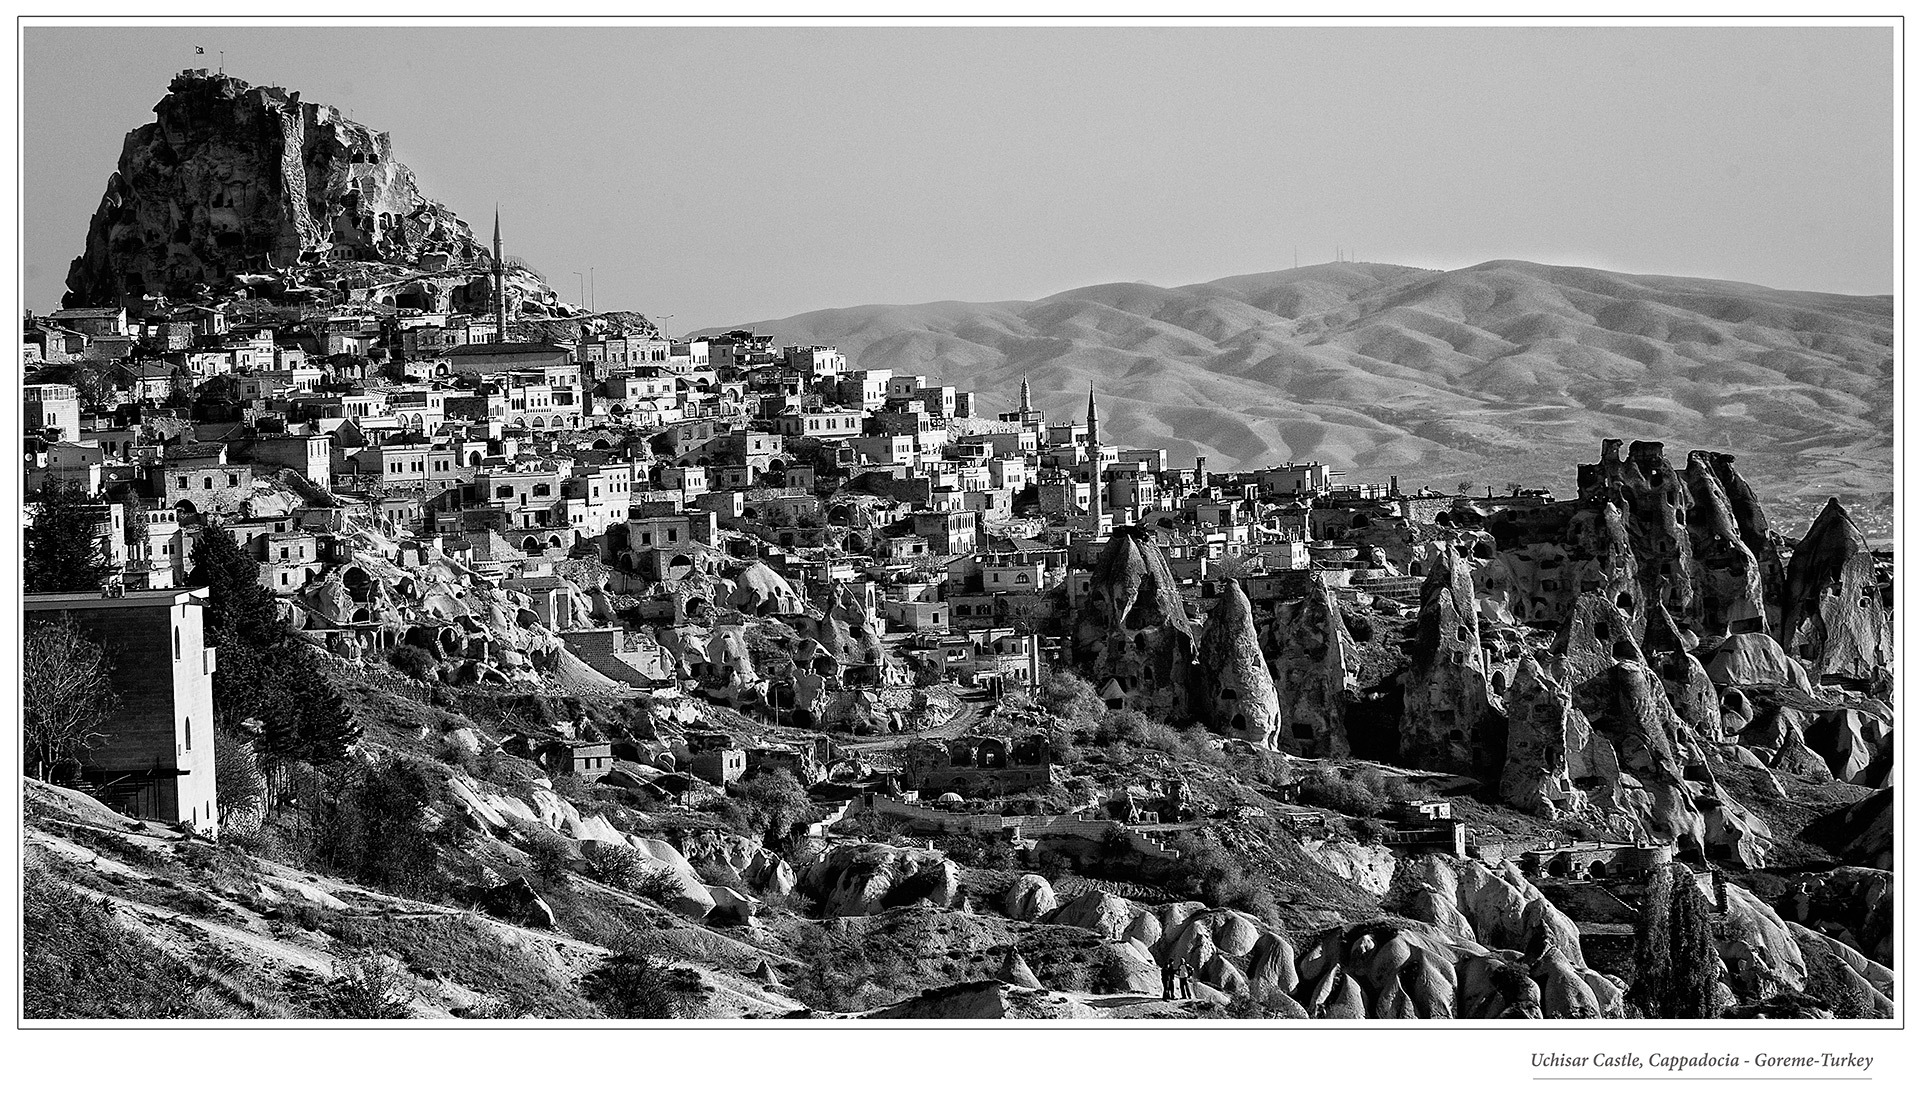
[{"left": 1160, "top": 962, "right": 1176, "bottom": 1001}]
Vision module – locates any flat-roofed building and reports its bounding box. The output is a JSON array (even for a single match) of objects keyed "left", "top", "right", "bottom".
[{"left": 23, "top": 588, "right": 219, "bottom": 836}]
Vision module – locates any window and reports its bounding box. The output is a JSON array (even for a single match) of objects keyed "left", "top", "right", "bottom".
[
  {"left": 178, "top": 476, "right": 188, "bottom": 489},
  {"left": 174, "top": 628, "right": 181, "bottom": 660},
  {"left": 228, "top": 473, "right": 240, "bottom": 487},
  {"left": 203, "top": 477, "right": 213, "bottom": 489}
]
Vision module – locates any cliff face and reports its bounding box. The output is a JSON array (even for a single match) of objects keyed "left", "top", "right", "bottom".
[{"left": 65, "top": 70, "right": 557, "bottom": 313}]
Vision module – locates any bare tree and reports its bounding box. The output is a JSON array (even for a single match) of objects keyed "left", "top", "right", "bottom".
[{"left": 23, "top": 619, "right": 119, "bottom": 781}]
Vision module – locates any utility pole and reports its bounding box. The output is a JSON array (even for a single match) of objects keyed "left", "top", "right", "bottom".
[
  {"left": 589, "top": 267, "right": 596, "bottom": 313},
  {"left": 572, "top": 271, "right": 584, "bottom": 310}
]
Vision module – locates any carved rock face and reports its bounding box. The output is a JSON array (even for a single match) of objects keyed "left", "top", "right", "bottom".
[
  {"left": 1073, "top": 526, "right": 1195, "bottom": 717},
  {"left": 1545, "top": 593, "right": 1707, "bottom": 853},
  {"left": 1780, "top": 498, "right": 1891, "bottom": 684},
  {"left": 1400, "top": 552, "right": 1494, "bottom": 775},
  {"left": 1498, "top": 654, "right": 1594, "bottom": 818},
  {"left": 1577, "top": 439, "right": 1698, "bottom": 634},
  {"left": 1252, "top": 574, "right": 1353, "bottom": 757},
  {"left": 1682, "top": 453, "right": 1768, "bottom": 644},
  {"left": 1194, "top": 579, "right": 1281, "bottom": 748}
]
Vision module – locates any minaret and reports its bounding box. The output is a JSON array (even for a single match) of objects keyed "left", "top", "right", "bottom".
[
  {"left": 1086, "top": 389, "right": 1102, "bottom": 527},
  {"left": 1019, "top": 374, "right": 1033, "bottom": 419},
  {"left": 491, "top": 207, "right": 508, "bottom": 342}
]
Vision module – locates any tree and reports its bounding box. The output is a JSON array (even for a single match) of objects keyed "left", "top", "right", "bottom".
[
  {"left": 293, "top": 677, "right": 364, "bottom": 765},
  {"left": 739, "top": 768, "right": 816, "bottom": 849},
  {"left": 189, "top": 525, "right": 288, "bottom": 654},
  {"left": 213, "top": 727, "right": 266, "bottom": 825},
  {"left": 1455, "top": 480, "right": 1474, "bottom": 496},
  {"left": 1628, "top": 862, "right": 1722, "bottom": 1019},
  {"left": 189, "top": 525, "right": 362, "bottom": 765},
  {"left": 24, "top": 481, "right": 110, "bottom": 593},
  {"left": 117, "top": 487, "right": 149, "bottom": 568},
  {"left": 22, "top": 619, "right": 119, "bottom": 780}
]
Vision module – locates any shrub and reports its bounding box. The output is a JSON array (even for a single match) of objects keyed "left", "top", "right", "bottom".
[
  {"left": 213, "top": 728, "right": 267, "bottom": 826},
  {"left": 1155, "top": 834, "right": 1280, "bottom": 924},
  {"left": 323, "top": 953, "right": 415, "bottom": 1019},
  {"left": 325, "top": 756, "right": 448, "bottom": 893},
  {"left": 1297, "top": 765, "right": 1387, "bottom": 817},
  {"left": 522, "top": 830, "right": 576, "bottom": 889},
  {"left": 1037, "top": 670, "right": 1105, "bottom": 721},
  {"left": 1031, "top": 847, "right": 1077, "bottom": 881},
  {"left": 1093, "top": 708, "right": 1180, "bottom": 750},
  {"left": 584, "top": 946, "right": 707, "bottom": 1019},
  {"left": 582, "top": 842, "right": 647, "bottom": 890},
  {"left": 388, "top": 645, "right": 437, "bottom": 681},
  {"left": 632, "top": 865, "right": 692, "bottom": 906},
  {"left": 1799, "top": 941, "right": 1875, "bottom": 1019}
]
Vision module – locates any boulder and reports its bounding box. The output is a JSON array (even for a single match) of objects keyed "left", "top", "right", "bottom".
[
  {"left": 475, "top": 876, "right": 556, "bottom": 930},
  {"left": 1246, "top": 932, "right": 1299, "bottom": 995},
  {"left": 1533, "top": 950, "right": 1602, "bottom": 1018},
  {"left": 1707, "top": 633, "right": 1813, "bottom": 693},
  {"left": 994, "top": 949, "right": 1043, "bottom": 990},
  {"left": 1122, "top": 908, "right": 1163, "bottom": 950},
  {"left": 1049, "top": 890, "right": 1136, "bottom": 940},
  {"left": 1718, "top": 884, "right": 1807, "bottom": 1000},
  {"left": 705, "top": 885, "right": 756, "bottom": 926},
  {"left": 1003, "top": 873, "right": 1058, "bottom": 922}
]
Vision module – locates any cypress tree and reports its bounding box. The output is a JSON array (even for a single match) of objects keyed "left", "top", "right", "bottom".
[
  {"left": 1665, "top": 864, "right": 1722, "bottom": 1018},
  {"left": 24, "top": 480, "right": 110, "bottom": 593},
  {"left": 295, "top": 675, "right": 363, "bottom": 765},
  {"left": 1629, "top": 862, "right": 1722, "bottom": 1018},
  {"left": 188, "top": 525, "right": 288, "bottom": 651}
]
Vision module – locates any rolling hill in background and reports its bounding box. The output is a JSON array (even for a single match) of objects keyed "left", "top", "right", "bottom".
[{"left": 712, "top": 260, "right": 1893, "bottom": 529}]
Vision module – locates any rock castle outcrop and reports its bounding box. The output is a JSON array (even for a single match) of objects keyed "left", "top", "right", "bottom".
[{"left": 66, "top": 69, "right": 559, "bottom": 314}]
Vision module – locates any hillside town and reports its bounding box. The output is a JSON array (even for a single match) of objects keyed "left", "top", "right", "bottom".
[{"left": 20, "top": 69, "right": 1895, "bottom": 1023}]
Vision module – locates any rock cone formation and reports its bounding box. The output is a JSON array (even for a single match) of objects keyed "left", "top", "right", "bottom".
[
  {"left": 1400, "top": 552, "right": 1495, "bottom": 775},
  {"left": 1253, "top": 572, "right": 1353, "bottom": 757},
  {"left": 1073, "top": 526, "right": 1196, "bottom": 717},
  {"left": 1195, "top": 579, "right": 1281, "bottom": 748},
  {"left": 1780, "top": 498, "right": 1892, "bottom": 685}
]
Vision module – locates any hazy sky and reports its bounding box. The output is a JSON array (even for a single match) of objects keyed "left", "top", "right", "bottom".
[{"left": 21, "top": 24, "right": 1896, "bottom": 327}]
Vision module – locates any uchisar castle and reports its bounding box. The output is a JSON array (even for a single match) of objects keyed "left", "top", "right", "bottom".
[{"left": 21, "top": 70, "right": 1893, "bottom": 1021}]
